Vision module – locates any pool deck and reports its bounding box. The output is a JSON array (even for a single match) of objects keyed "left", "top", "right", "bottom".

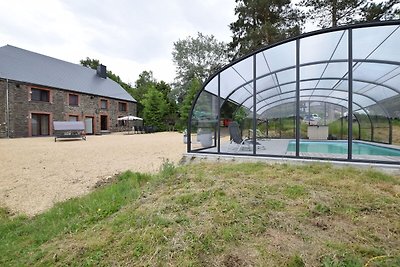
[{"left": 193, "top": 139, "right": 400, "bottom": 163}]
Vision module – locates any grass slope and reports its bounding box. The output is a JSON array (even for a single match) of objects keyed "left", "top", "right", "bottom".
[{"left": 0, "top": 163, "right": 399, "bottom": 266}]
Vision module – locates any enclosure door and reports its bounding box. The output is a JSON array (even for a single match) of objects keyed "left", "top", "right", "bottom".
[
  {"left": 31, "top": 114, "right": 49, "bottom": 136},
  {"left": 85, "top": 117, "right": 94, "bottom": 134}
]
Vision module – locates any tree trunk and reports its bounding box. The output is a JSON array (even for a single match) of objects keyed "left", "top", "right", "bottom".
[{"left": 332, "top": 0, "right": 338, "bottom": 27}]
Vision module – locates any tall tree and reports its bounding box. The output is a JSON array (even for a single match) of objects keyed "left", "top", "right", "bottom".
[
  {"left": 142, "top": 86, "right": 168, "bottom": 131},
  {"left": 360, "top": 0, "right": 400, "bottom": 22},
  {"left": 131, "top": 71, "right": 157, "bottom": 117},
  {"left": 80, "top": 57, "right": 100, "bottom": 69},
  {"left": 300, "top": 0, "right": 399, "bottom": 28},
  {"left": 178, "top": 77, "right": 202, "bottom": 129},
  {"left": 172, "top": 32, "right": 229, "bottom": 103},
  {"left": 156, "top": 81, "right": 178, "bottom": 129},
  {"left": 229, "top": 0, "right": 303, "bottom": 59},
  {"left": 300, "top": 0, "right": 365, "bottom": 28}
]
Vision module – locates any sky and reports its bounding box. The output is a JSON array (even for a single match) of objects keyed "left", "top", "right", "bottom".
[{"left": 0, "top": 0, "right": 237, "bottom": 85}]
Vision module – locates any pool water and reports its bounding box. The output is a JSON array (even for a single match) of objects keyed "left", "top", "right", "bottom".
[{"left": 287, "top": 141, "right": 400, "bottom": 156}]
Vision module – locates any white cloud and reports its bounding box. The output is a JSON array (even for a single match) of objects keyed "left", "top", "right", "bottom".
[{"left": 0, "top": 0, "right": 236, "bottom": 84}]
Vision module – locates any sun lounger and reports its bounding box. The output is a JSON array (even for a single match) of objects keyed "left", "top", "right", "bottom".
[{"left": 53, "top": 121, "right": 86, "bottom": 142}]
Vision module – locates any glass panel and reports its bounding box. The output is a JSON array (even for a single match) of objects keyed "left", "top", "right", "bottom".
[
  {"left": 220, "top": 57, "right": 253, "bottom": 100},
  {"left": 300, "top": 64, "right": 325, "bottom": 81},
  {"left": 31, "top": 114, "right": 39, "bottom": 136},
  {"left": 190, "top": 91, "right": 219, "bottom": 152},
  {"left": 276, "top": 68, "right": 296, "bottom": 84},
  {"left": 256, "top": 40, "right": 296, "bottom": 76},
  {"left": 40, "top": 115, "right": 49, "bottom": 136},
  {"left": 355, "top": 111, "right": 372, "bottom": 141},
  {"left": 299, "top": 31, "right": 348, "bottom": 160},
  {"left": 31, "top": 114, "right": 49, "bottom": 136},
  {"left": 353, "top": 62, "right": 397, "bottom": 81},
  {"left": 317, "top": 79, "right": 339, "bottom": 89},
  {"left": 380, "top": 68, "right": 400, "bottom": 91},
  {"left": 228, "top": 86, "right": 253, "bottom": 108},
  {"left": 321, "top": 62, "right": 348, "bottom": 78},
  {"left": 353, "top": 25, "right": 400, "bottom": 62},
  {"left": 255, "top": 101, "right": 296, "bottom": 157},
  {"left": 255, "top": 56, "right": 297, "bottom": 158},
  {"left": 362, "top": 86, "right": 396, "bottom": 103},
  {"left": 101, "top": 100, "right": 107, "bottom": 109},
  {"left": 69, "top": 94, "right": 79, "bottom": 106},
  {"left": 255, "top": 74, "right": 278, "bottom": 95},
  {"left": 204, "top": 76, "right": 219, "bottom": 97},
  {"left": 300, "top": 80, "right": 319, "bottom": 90},
  {"left": 301, "top": 30, "right": 348, "bottom": 64},
  {"left": 31, "top": 88, "right": 49, "bottom": 102},
  {"left": 280, "top": 83, "right": 296, "bottom": 94}
]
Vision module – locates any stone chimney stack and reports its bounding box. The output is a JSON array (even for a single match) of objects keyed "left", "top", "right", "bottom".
[{"left": 96, "top": 64, "right": 107, "bottom": 79}]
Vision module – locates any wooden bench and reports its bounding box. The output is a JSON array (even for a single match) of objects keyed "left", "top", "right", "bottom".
[{"left": 53, "top": 121, "right": 86, "bottom": 142}]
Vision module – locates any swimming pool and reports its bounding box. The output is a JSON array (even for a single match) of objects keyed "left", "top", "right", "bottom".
[{"left": 287, "top": 141, "right": 400, "bottom": 157}]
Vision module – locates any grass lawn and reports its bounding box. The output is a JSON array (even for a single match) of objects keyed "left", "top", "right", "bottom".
[{"left": 0, "top": 162, "right": 399, "bottom": 266}]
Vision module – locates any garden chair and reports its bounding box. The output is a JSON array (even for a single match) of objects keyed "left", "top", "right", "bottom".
[{"left": 228, "top": 121, "right": 265, "bottom": 152}]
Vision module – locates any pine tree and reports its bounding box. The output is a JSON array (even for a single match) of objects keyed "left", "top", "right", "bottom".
[
  {"left": 142, "top": 86, "right": 168, "bottom": 131},
  {"left": 229, "top": 0, "right": 303, "bottom": 59}
]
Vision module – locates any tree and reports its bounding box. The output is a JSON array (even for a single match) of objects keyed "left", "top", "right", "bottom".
[
  {"left": 130, "top": 71, "right": 157, "bottom": 117},
  {"left": 172, "top": 32, "right": 229, "bottom": 103},
  {"left": 142, "top": 86, "right": 168, "bottom": 131},
  {"left": 300, "top": 0, "right": 399, "bottom": 28},
  {"left": 360, "top": 0, "right": 400, "bottom": 22},
  {"left": 229, "top": 0, "right": 303, "bottom": 59},
  {"left": 300, "top": 0, "right": 364, "bottom": 28},
  {"left": 80, "top": 57, "right": 100, "bottom": 69},
  {"left": 156, "top": 81, "right": 178, "bottom": 129},
  {"left": 178, "top": 77, "right": 202, "bottom": 129}
]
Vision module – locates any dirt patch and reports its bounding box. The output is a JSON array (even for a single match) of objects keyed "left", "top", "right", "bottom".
[{"left": 0, "top": 132, "right": 186, "bottom": 216}]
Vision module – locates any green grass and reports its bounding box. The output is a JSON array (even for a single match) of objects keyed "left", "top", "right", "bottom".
[{"left": 0, "top": 162, "right": 399, "bottom": 266}]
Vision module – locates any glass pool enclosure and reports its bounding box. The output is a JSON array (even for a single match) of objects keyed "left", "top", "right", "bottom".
[{"left": 187, "top": 21, "right": 400, "bottom": 164}]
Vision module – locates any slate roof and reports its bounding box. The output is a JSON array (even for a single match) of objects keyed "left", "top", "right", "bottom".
[{"left": 0, "top": 45, "right": 136, "bottom": 102}]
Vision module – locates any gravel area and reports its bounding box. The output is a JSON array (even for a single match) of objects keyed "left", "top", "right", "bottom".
[{"left": 0, "top": 132, "right": 186, "bottom": 216}]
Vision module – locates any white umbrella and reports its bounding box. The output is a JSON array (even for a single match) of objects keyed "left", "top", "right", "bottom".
[
  {"left": 117, "top": 115, "right": 143, "bottom": 121},
  {"left": 117, "top": 115, "right": 143, "bottom": 134}
]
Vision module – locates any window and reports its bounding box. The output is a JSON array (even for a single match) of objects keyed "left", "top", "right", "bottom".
[
  {"left": 69, "top": 94, "right": 79, "bottom": 106},
  {"left": 69, "top": 115, "right": 79, "bottom": 121},
  {"left": 119, "top": 102, "right": 127, "bottom": 112},
  {"left": 31, "top": 88, "right": 49, "bottom": 102},
  {"left": 100, "top": 99, "right": 108, "bottom": 109}
]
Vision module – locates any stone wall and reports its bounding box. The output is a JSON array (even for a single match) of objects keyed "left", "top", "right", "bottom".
[{"left": 0, "top": 79, "right": 137, "bottom": 137}]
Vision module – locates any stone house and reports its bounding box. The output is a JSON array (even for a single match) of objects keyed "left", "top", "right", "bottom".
[{"left": 0, "top": 45, "right": 137, "bottom": 138}]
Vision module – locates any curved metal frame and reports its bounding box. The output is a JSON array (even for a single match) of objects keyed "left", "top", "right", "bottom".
[{"left": 188, "top": 21, "right": 400, "bottom": 163}]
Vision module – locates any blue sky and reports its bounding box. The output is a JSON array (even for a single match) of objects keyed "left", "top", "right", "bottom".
[{"left": 0, "top": 0, "right": 236, "bottom": 84}]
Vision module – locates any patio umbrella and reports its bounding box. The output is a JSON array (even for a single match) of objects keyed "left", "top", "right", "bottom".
[
  {"left": 117, "top": 116, "right": 143, "bottom": 134},
  {"left": 117, "top": 115, "right": 143, "bottom": 121}
]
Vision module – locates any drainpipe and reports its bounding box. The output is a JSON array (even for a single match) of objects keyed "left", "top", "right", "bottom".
[{"left": 5, "top": 79, "right": 10, "bottom": 138}]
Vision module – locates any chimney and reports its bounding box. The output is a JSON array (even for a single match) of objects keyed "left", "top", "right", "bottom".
[{"left": 96, "top": 64, "right": 107, "bottom": 79}]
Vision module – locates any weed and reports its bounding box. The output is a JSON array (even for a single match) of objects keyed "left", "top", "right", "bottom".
[
  {"left": 287, "top": 254, "right": 305, "bottom": 267},
  {"left": 314, "top": 203, "right": 332, "bottom": 216}
]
